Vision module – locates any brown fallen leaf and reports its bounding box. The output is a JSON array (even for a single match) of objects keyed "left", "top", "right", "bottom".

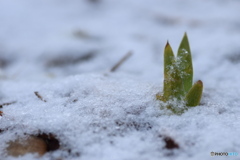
[{"left": 7, "top": 136, "right": 47, "bottom": 157}]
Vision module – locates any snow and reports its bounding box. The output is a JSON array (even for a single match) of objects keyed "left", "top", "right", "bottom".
[{"left": 1, "top": 0, "right": 240, "bottom": 159}]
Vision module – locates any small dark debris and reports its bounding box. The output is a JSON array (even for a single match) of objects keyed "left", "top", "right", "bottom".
[
  {"left": 73, "top": 99, "right": 78, "bottom": 103},
  {"left": 115, "top": 120, "right": 125, "bottom": 126},
  {"left": 0, "top": 128, "right": 4, "bottom": 133},
  {"left": 68, "top": 150, "right": 81, "bottom": 157},
  {"left": 37, "top": 133, "right": 60, "bottom": 152},
  {"left": 0, "top": 127, "right": 9, "bottom": 133},
  {"left": 163, "top": 136, "right": 179, "bottom": 150}
]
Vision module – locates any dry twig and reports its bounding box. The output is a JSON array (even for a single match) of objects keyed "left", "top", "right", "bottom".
[
  {"left": 110, "top": 51, "right": 133, "bottom": 72},
  {"left": 0, "top": 101, "right": 16, "bottom": 116},
  {"left": 34, "top": 92, "right": 47, "bottom": 102},
  {"left": 0, "top": 101, "right": 16, "bottom": 108}
]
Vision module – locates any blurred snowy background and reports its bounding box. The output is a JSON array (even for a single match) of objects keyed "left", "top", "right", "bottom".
[
  {"left": 0, "top": 0, "right": 240, "bottom": 160},
  {"left": 0, "top": 0, "right": 239, "bottom": 83}
]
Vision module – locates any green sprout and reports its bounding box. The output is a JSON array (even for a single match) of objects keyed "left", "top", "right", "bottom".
[{"left": 156, "top": 33, "right": 203, "bottom": 114}]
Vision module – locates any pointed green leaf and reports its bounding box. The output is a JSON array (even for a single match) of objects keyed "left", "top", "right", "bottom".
[
  {"left": 177, "top": 33, "right": 193, "bottom": 94},
  {"left": 185, "top": 80, "right": 203, "bottom": 107},
  {"left": 162, "top": 42, "right": 185, "bottom": 101},
  {"left": 163, "top": 42, "right": 175, "bottom": 101},
  {"left": 164, "top": 41, "right": 175, "bottom": 77}
]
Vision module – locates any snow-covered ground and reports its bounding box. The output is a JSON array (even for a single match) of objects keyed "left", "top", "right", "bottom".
[{"left": 1, "top": 0, "right": 240, "bottom": 159}]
